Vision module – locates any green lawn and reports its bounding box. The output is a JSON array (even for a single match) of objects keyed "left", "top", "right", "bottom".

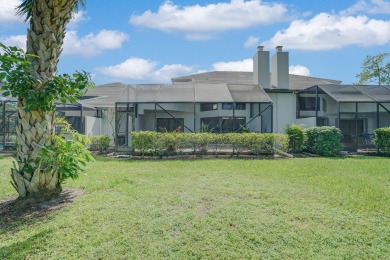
[{"left": 0, "top": 156, "right": 389, "bottom": 259}]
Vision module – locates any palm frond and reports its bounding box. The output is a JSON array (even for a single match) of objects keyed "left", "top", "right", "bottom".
[
  {"left": 16, "top": 0, "right": 34, "bottom": 22},
  {"left": 74, "top": 0, "right": 87, "bottom": 13},
  {"left": 16, "top": 0, "right": 86, "bottom": 22}
]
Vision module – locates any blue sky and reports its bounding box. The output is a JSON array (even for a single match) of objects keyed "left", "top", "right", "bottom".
[{"left": 1, "top": 0, "right": 390, "bottom": 85}]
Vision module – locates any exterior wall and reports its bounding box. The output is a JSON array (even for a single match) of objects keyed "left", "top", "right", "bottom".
[
  {"left": 268, "top": 93, "right": 295, "bottom": 133},
  {"left": 295, "top": 117, "right": 316, "bottom": 128},
  {"left": 85, "top": 114, "right": 115, "bottom": 145},
  {"left": 85, "top": 116, "right": 102, "bottom": 136}
]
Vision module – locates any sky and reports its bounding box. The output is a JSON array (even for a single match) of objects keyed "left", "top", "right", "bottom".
[{"left": 0, "top": 0, "right": 390, "bottom": 85}]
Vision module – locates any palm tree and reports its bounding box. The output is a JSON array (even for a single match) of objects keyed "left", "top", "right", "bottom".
[{"left": 11, "top": 0, "right": 85, "bottom": 199}]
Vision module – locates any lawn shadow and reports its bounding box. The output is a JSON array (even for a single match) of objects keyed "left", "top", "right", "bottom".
[
  {"left": 0, "top": 230, "right": 52, "bottom": 259},
  {"left": 0, "top": 188, "right": 83, "bottom": 234}
]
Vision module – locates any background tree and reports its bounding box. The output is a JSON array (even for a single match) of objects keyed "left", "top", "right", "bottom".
[
  {"left": 0, "top": 0, "right": 92, "bottom": 200},
  {"left": 356, "top": 53, "right": 390, "bottom": 85}
]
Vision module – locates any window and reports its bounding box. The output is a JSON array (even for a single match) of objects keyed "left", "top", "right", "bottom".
[
  {"left": 222, "top": 102, "right": 246, "bottom": 110},
  {"left": 222, "top": 103, "right": 233, "bottom": 110},
  {"left": 157, "top": 118, "right": 184, "bottom": 132},
  {"left": 235, "top": 103, "right": 246, "bottom": 110},
  {"left": 200, "top": 103, "right": 218, "bottom": 111},
  {"left": 200, "top": 117, "right": 219, "bottom": 132},
  {"left": 316, "top": 117, "right": 329, "bottom": 126},
  {"left": 322, "top": 98, "right": 327, "bottom": 112},
  {"left": 200, "top": 117, "right": 246, "bottom": 133},
  {"left": 299, "top": 97, "right": 320, "bottom": 111}
]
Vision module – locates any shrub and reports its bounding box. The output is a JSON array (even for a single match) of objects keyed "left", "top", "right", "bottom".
[
  {"left": 162, "top": 132, "right": 178, "bottom": 153},
  {"left": 39, "top": 118, "right": 94, "bottom": 181},
  {"left": 305, "top": 126, "right": 343, "bottom": 156},
  {"left": 285, "top": 124, "right": 305, "bottom": 152},
  {"left": 130, "top": 131, "right": 289, "bottom": 157},
  {"left": 90, "top": 135, "right": 111, "bottom": 152},
  {"left": 374, "top": 127, "right": 390, "bottom": 156},
  {"left": 131, "top": 131, "right": 157, "bottom": 157},
  {"left": 191, "top": 133, "right": 211, "bottom": 153}
]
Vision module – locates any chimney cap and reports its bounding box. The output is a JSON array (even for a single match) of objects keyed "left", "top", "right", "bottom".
[
  {"left": 257, "top": 46, "right": 264, "bottom": 51},
  {"left": 276, "top": 46, "right": 283, "bottom": 52}
]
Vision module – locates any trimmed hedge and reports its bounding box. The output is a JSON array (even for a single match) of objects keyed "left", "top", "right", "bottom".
[
  {"left": 90, "top": 135, "right": 110, "bottom": 152},
  {"left": 131, "top": 131, "right": 288, "bottom": 157},
  {"left": 305, "top": 126, "right": 343, "bottom": 156},
  {"left": 374, "top": 127, "right": 390, "bottom": 156},
  {"left": 285, "top": 124, "right": 305, "bottom": 152}
]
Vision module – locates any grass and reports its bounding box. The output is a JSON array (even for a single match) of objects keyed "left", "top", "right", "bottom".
[{"left": 0, "top": 156, "right": 389, "bottom": 259}]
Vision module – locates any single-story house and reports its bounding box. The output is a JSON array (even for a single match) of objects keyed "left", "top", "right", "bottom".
[{"left": 1, "top": 46, "right": 390, "bottom": 151}]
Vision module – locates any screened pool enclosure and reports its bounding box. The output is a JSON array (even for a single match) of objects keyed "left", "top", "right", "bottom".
[
  {"left": 115, "top": 83, "right": 273, "bottom": 151},
  {"left": 297, "top": 85, "right": 390, "bottom": 151},
  {"left": 0, "top": 92, "right": 97, "bottom": 151}
]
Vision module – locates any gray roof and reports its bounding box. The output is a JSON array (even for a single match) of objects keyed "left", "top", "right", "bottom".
[
  {"left": 80, "top": 82, "right": 127, "bottom": 107},
  {"left": 301, "top": 84, "right": 390, "bottom": 102},
  {"left": 172, "top": 71, "right": 342, "bottom": 90},
  {"left": 116, "top": 83, "right": 272, "bottom": 103}
]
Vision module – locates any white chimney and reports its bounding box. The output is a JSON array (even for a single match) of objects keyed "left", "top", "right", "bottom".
[
  {"left": 271, "top": 46, "right": 289, "bottom": 89},
  {"left": 253, "top": 46, "right": 270, "bottom": 89}
]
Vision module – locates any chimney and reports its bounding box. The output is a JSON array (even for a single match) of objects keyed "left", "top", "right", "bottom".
[
  {"left": 253, "top": 46, "right": 270, "bottom": 89},
  {"left": 271, "top": 46, "right": 289, "bottom": 89}
]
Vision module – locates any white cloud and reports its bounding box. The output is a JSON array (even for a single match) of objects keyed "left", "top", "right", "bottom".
[
  {"left": 98, "top": 58, "right": 194, "bottom": 82},
  {"left": 244, "top": 35, "right": 260, "bottom": 48},
  {"left": 262, "top": 13, "right": 390, "bottom": 50},
  {"left": 289, "top": 65, "right": 310, "bottom": 76},
  {"left": 0, "top": 0, "right": 22, "bottom": 24},
  {"left": 63, "top": 30, "right": 129, "bottom": 57},
  {"left": 67, "top": 11, "right": 89, "bottom": 29},
  {"left": 341, "top": 0, "right": 390, "bottom": 15},
  {"left": 0, "top": 34, "right": 26, "bottom": 50},
  {"left": 213, "top": 58, "right": 253, "bottom": 71},
  {"left": 1, "top": 30, "right": 129, "bottom": 57},
  {"left": 130, "top": 0, "right": 289, "bottom": 40}
]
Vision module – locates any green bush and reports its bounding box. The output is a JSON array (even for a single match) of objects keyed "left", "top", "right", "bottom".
[
  {"left": 285, "top": 124, "right": 305, "bottom": 152},
  {"left": 39, "top": 118, "right": 94, "bottom": 181},
  {"left": 305, "top": 126, "right": 343, "bottom": 156},
  {"left": 90, "top": 135, "right": 111, "bottom": 152},
  {"left": 131, "top": 131, "right": 288, "bottom": 157},
  {"left": 131, "top": 131, "right": 157, "bottom": 157},
  {"left": 374, "top": 127, "right": 390, "bottom": 156}
]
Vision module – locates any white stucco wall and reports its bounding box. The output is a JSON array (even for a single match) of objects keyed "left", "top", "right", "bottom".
[
  {"left": 295, "top": 117, "right": 316, "bottom": 128},
  {"left": 268, "top": 92, "right": 295, "bottom": 133},
  {"left": 85, "top": 116, "right": 102, "bottom": 136}
]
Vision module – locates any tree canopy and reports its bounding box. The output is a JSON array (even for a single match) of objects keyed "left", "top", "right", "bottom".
[{"left": 356, "top": 53, "right": 390, "bottom": 85}]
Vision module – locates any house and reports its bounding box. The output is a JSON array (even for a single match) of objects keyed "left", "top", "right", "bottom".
[{"left": 1, "top": 47, "right": 390, "bottom": 152}]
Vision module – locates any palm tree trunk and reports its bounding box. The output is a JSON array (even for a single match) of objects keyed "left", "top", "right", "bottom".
[{"left": 11, "top": 0, "right": 78, "bottom": 199}]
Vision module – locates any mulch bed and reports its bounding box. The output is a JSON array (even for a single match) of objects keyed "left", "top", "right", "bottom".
[{"left": 0, "top": 188, "right": 84, "bottom": 231}]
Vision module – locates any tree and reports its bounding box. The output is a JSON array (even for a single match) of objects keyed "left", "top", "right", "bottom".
[
  {"left": 0, "top": 0, "right": 92, "bottom": 200},
  {"left": 356, "top": 53, "right": 390, "bottom": 85}
]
